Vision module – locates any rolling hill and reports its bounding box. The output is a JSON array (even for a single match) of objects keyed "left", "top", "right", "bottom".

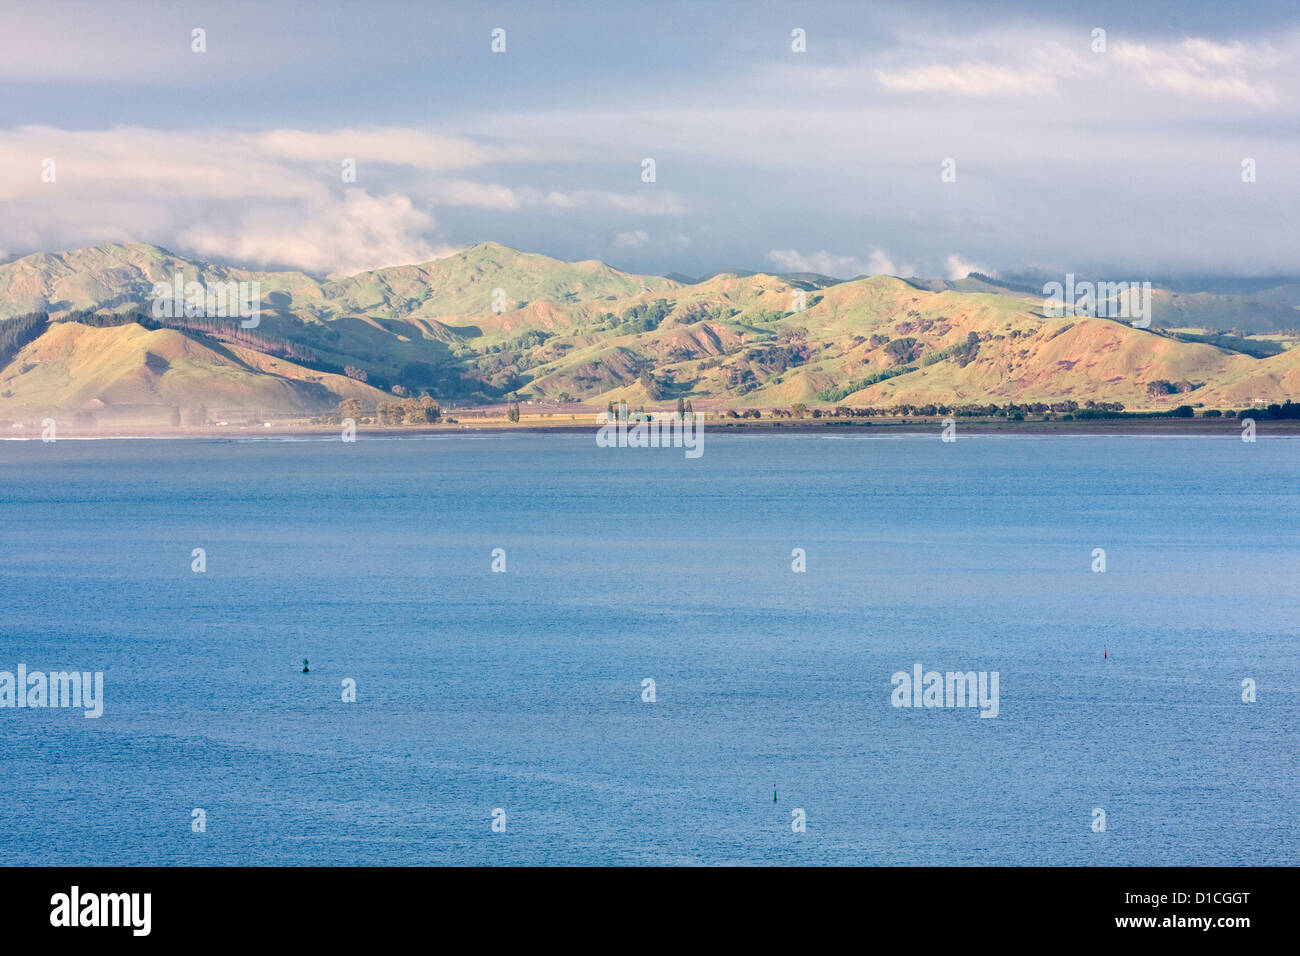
[{"left": 0, "top": 241, "right": 1296, "bottom": 425}]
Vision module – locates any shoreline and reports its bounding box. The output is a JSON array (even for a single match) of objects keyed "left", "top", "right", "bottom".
[{"left": 6, "top": 417, "right": 1299, "bottom": 440}]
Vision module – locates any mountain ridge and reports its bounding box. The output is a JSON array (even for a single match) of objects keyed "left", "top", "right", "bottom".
[{"left": 1, "top": 242, "right": 1297, "bottom": 426}]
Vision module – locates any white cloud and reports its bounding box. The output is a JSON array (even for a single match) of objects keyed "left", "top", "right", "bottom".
[
  {"left": 865, "top": 33, "right": 1093, "bottom": 97},
  {"left": 866, "top": 30, "right": 1287, "bottom": 108},
  {"left": 2, "top": 14, "right": 1298, "bottom": 281},
  {"left": 766, "top": 249, "right": 992, "bottom": 279},
  {"left": 875, "top": 62, "right": 1065, "bottom": 97},
  {"left": 0, "top": 126, "right": 542, "bottom": 204},
  {"left": 434, "top": 180, "right": 521, "bottom": 209},
  {"left": 1112, "top": 39, "right": 1280, "bottom": 105},
  {"left": 766, "top": 248, "right": 914, "bottom": 278},
  {"left": 0, "top": 126, "right": 471, "bottom": 274},
  {"left": 944, "top": 255, "right": 992, "bottom": 280},
  {"left": 178, "top": 190, "right": 445, "bottom": 277},
  {"left": 535, "top": 188, "right": 686, "bottom": 216},
  {"left": 614, "top": 230, "right": 650, "bottom": 248},
  {"left": 255, "top": 128, "right": 538, "bottom": 169},
  {"left": 0, "top": 125, "right": 675, "bottom": 274}
]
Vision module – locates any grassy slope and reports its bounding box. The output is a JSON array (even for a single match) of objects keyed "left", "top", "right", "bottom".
[
  {"left": 0, "top": 321, "right": 387, "bottom": 420},
  {"left": 0, "top": 242, "right": 1297, "bottom": 417}
]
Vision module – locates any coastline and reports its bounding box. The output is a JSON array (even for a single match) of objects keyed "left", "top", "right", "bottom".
[{"left": 6, "top": 416, "right": 1299, "bottom": 440}]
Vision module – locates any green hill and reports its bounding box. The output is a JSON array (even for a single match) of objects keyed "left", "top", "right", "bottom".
[{"left": 0, "top": 241, "right": 1296, "bottom": 424}]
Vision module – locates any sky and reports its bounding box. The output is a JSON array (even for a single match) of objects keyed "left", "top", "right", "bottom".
[{"left": 1, "top": 0, "right": 1297, "bottom": 280}]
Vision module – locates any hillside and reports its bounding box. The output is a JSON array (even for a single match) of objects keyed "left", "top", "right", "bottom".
[
  {"left": 0, "top": 242, "right": 1297, "bottom": 425},
  {"left": 0, "top": 321, "right": 386, "bottom": 425}
]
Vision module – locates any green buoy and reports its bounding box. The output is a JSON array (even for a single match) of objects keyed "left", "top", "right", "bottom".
[{"left": 302, "top": 659, "right": 309, "bottom": 674}]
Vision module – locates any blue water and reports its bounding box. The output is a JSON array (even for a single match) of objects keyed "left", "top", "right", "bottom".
[{"left": 0, "top": 433, "right": 1296, "bottom": 865}]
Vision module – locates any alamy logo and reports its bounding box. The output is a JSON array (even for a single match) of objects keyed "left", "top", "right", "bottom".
[
  {"left": 891, "top": 663, "right": 999, "bottom": 718},
  {"left": 596, "top": 407, "right": 703, "bottom": 459},
  {"left": 1042, "top": 273, "right": 1152, "bottom": 328},
  {"left": 0, "top": 665, "right": 103, "bottom": 718},
  {"left": 50, "top": 886, "right": 150, "bottom": 936},
  {"left": 151, "top": 272, "right": 261, "bottom": 328}
]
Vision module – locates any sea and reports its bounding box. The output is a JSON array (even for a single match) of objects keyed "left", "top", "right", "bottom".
[{"left": 0, "top": 432, "right": 1296, "bottom": 865}]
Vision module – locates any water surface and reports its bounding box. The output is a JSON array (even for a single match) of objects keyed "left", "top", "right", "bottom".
[{"left": 1, "top": 433, "right": 1295, "bottom": 865}]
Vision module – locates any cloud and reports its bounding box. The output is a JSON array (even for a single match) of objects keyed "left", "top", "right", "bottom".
[
  {"left": 0, "top": 126, "right": 479, "bottom": 274},
  {"left": 255, "top": 128, "right": 538, "bottom": 169},
  {"left": 875, "top": 62, "right": 1067, "bottom": 97},
  {"left": 0, "top": 123, "right": 700, "bottom": 273},
  {"left": 433, "top": 180, "right": 522, "bottom": 210},
  {"left": 0, "top": 126, "right": 543, "bottom": 202},
  {"left": 0, "top": 124, "right": 678, "bottom": 274},
  {"left": 944, "top": 255, "right": 992, "bottom": 280},
  {"left": 767, "top": 249, "right": 990, "bottom": 279},
  {"left": 614, "top": 230, "right": 650, "bottom": 248},
  {"left": 869, "top": 30, "right": 1287, "bottom": 108},
  {"left": 866, "top": 32, "right": 1092, "bottom": 97},
  {"left": 178, "top": 190, "right": 445, "bottom": 277},
  {"left": 535, "top": 189, "right": 686, "bottom": 216},
  {"left": 766, "top": 248, "right": 914, "bottom": 278},
  {"left": 1112, "top": 38, "right": 1280, "bottom": 105},
  {"left": 2, "top": 10, "right": 1299, "bottom": 281}
]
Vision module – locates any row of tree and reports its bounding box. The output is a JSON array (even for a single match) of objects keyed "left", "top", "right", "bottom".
[
  {"left": 1232, "top": 401, "right": 1300, "bottom": 420},
  {"left": 713, "top": 401, "right": 1294, "bottom": 420},
  {"left": 337, "top": 396, "right": 441, "bottom": 425}
]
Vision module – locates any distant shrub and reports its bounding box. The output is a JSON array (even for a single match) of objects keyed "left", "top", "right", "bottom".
[{"left": 884, "top": 337, "right": 921, "bottom": 363}]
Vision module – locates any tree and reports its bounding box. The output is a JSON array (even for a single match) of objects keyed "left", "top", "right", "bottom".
[
  {"left": 507, "top": 401, "right": 521, "bottom": 423},
  {"left": 420, "top": 394, "right": 442, "bottom": 423},
  {"left": 338, "top": 398, "right": 363, "bottom": 424},
  {"left": 884, "top": 337, "right": 921, "bottom": 363},
  {"left": 0, "top": 311, "right": 49, "bottom": 364}
]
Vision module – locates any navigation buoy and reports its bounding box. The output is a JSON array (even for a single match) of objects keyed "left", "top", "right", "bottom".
[
  {"left": 302, "top": 659, "right": 310, "bottom": 673},
  {"left": 1103, "top": 648, "right": 1107, "bottom": 660},
  {"left": 773, "top": 787, "right": 777, "bottom": 803}
]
